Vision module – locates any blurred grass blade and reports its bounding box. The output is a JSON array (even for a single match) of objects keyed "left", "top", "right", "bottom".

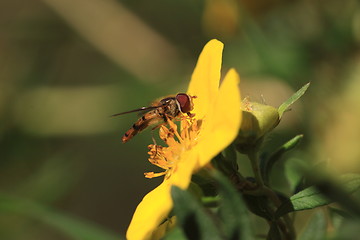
[
  {"left": 171, "top": 186, "right": 222, "bottom": 240},
  {"left": 213, "top": 171, "right": 253, "bottom": 240},
  {"left": 261, "top": 135, "right": 303, "bottom": 185},
  {"left": 333, "top": 218, "right": 360, "bottom": 239},
  {"left": 278, "top": 83, "right": 310, "bottom": 118},
  {"left": 275, "top": 174, "right": 360, "bottom": 218},
  {"left": 298, "top": 211, "right": 326, "bottom": 240},
  {"left": 329, "top": 207, "right": 353, "bottom": 219},
  {"left": 0, "top": 193, "right": 123, "bottom": 240}
]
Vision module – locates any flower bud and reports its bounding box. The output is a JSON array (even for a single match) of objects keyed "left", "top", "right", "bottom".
[{"left": 235, "top": 99, "right": 280, "bottom": 153}]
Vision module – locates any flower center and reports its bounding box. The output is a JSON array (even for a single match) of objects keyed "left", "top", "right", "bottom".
[{"left": 144, "top": 117, "right": 201, "bottom": 179}]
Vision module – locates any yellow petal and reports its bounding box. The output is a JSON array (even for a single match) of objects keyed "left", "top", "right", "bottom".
[
  {"left": 187, "top": 39, "right": 223, "bottom": 119},
  {"left": 126, "top": 151, "right": 197, "bottom": 240},
  {"left": 126, "top": 184, "right": 172, "bottom": 240},
  {"left": 167, "top": 150, "right": 198, "bottom": 188},
  {"left": 197, "top": 69, "right": 242, "bottom": 166}
]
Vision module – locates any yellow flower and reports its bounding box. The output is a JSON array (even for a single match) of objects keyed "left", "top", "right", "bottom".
[{"left": 126, "top": 39, "right": 242, "bottom": 240}]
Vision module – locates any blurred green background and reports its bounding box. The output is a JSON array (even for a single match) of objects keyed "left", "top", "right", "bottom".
[{"left": 1, "top": 0, "right": 360, "bottom": 239}]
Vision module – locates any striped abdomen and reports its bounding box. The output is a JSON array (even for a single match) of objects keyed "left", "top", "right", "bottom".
[{"left": 121, "top": 110, "right": 163, "bottom": 143}]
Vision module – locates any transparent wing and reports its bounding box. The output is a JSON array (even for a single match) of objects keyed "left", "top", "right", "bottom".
[
  {"left": 111, "top": 103, "right": 167, "bottom": 117},
  {"left": 111, "top": 107, "right": 156, "bottom": 117}
]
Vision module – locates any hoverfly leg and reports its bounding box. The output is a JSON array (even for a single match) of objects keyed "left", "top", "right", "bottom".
[
  {"left": 151, "top": 122, "right": 166, "bottom": 131},
  {"left": 187, "top": 112, "right": 195, "bottom": 118},
  {"left": 151, "top": 122, "right": 167, "bottom": 144},
  {"left": 151, "top": 130, "right": 158, "bottom": 145}
]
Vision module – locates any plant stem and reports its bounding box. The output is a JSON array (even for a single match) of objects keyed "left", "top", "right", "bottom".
[
  {"left": 248, "top": 151, "right": 264, "bottom": 187},
  {"left": 247, "top": 151, "right": 295, "bottom": 240}
]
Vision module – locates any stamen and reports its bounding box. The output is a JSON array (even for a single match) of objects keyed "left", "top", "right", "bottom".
[
  {"left": 167, "top": 120, "right": 184, "bottom": 144},
  {"left": 144, "top": 171, "right": 167, "bottom": 178},
  {"left": 145, "top": 114, "right": 199, "bottom": 179}
]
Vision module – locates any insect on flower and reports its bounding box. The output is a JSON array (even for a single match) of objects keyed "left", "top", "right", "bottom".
[{"left": 112, "top": 93, "right": 196, "bottom": 143}]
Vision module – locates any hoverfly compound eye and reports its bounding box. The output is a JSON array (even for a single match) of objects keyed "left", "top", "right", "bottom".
[{"left": 176, "top": 93, "right": 194, "bottom": 113}]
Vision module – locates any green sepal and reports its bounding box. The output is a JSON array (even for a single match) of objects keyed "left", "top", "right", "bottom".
[
  {"left": 236, "top": 102, "right": 279, "bottom": 154},
  {"left": 278, "top": 82, "right": 310, "bottom": 119}
]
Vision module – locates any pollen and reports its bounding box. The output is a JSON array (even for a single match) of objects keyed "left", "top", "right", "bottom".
[{"left": 144, "top": 117, "right": 201, "bottom": 179}]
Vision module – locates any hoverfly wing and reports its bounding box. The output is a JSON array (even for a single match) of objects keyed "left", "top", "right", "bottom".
[
  {"left": 111, "top": 106, "right": 155, "bottom": 117},
  {"left": 111, "top": 103, "right": 167, "bottom": 117}
]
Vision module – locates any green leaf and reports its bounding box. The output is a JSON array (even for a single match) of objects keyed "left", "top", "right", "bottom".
[
  {"left": 275, "top": 174, "right": 360, "bottom": 218},
  {"left": 261, "top": 135, "right": 303, "bottom": 185},
  {"left": 314, "top": 174, "right": 360, "bottom": 217},
  {"left": 284, "top": 157, "right": 306, "bottom": 193},
  {"left": 163, "top": 227, "right": 188, "bottom": 240},
  {"left": 201, "top": 195, "right": 220, "bottom": 208},
  {"left": 191, "top": 171, "right": 217, "bottom": 197},
  {"left": 278, "top": 82, "right": 310, "bottom": 118},
  {"left": 298, "top": 211, "right": 326, "bottom": 240},
  {"left": 171, "top": 186, "right": 222, "bottom": 240},
  {"left": 242, "top": 194, "right": 273, "bottom": 221},
  {"left": 213, "top": 172, "right": 253, "bottom": 240},
  {"left": 0, "top": 193, "right": 123, "bottom": 240}
]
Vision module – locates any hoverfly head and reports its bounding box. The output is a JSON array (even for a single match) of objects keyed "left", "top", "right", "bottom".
[{"left": 175, "top": 93, "right": 195, "bottom": 113}]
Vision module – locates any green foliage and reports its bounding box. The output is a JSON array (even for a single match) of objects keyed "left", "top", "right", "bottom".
[
  {"left": 214, "top": 172, "right": 253, "bottom": 240},
  {"left": 168, "top": 82, "right": 360, "bottom": 240},
  {"left": 261, "top": 134, "right": 303, "bottom": 185},
  {"left": 298, "top": 211, "right": 327, "bottom": 240},
  {"left": 163, "top": 227, "right": 187, "bottom": 240},
  {"left": 275, "top": 174, "right": 360, "bottom": 218},
  {"left": 171, "top": 171, "right": 254, "bottom": 240},
  {"left": 171, "top": 186, "right": 222, "bottom": 240},
  {"left": 267, "top": 222, "right": 282, "bottom": 240},
  {"left": 278, "top": 82, "right": 310, "bottom": 118}
]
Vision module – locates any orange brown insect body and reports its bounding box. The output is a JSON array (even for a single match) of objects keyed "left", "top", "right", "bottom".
[{"left": 112, "top": 93, "right": 195, "bottom": 143}]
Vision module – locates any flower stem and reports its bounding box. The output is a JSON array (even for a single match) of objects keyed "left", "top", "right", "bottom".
[
  {"left": 248, "top": 151, "right": 264, "bottom": 187},
  {"left": 246, "top": 152, "right": 296, "bottom": 239}
]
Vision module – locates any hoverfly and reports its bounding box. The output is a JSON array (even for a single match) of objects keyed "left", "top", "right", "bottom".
[{"left": 112, "top": 93, "right": 196, "bottom": 143}]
